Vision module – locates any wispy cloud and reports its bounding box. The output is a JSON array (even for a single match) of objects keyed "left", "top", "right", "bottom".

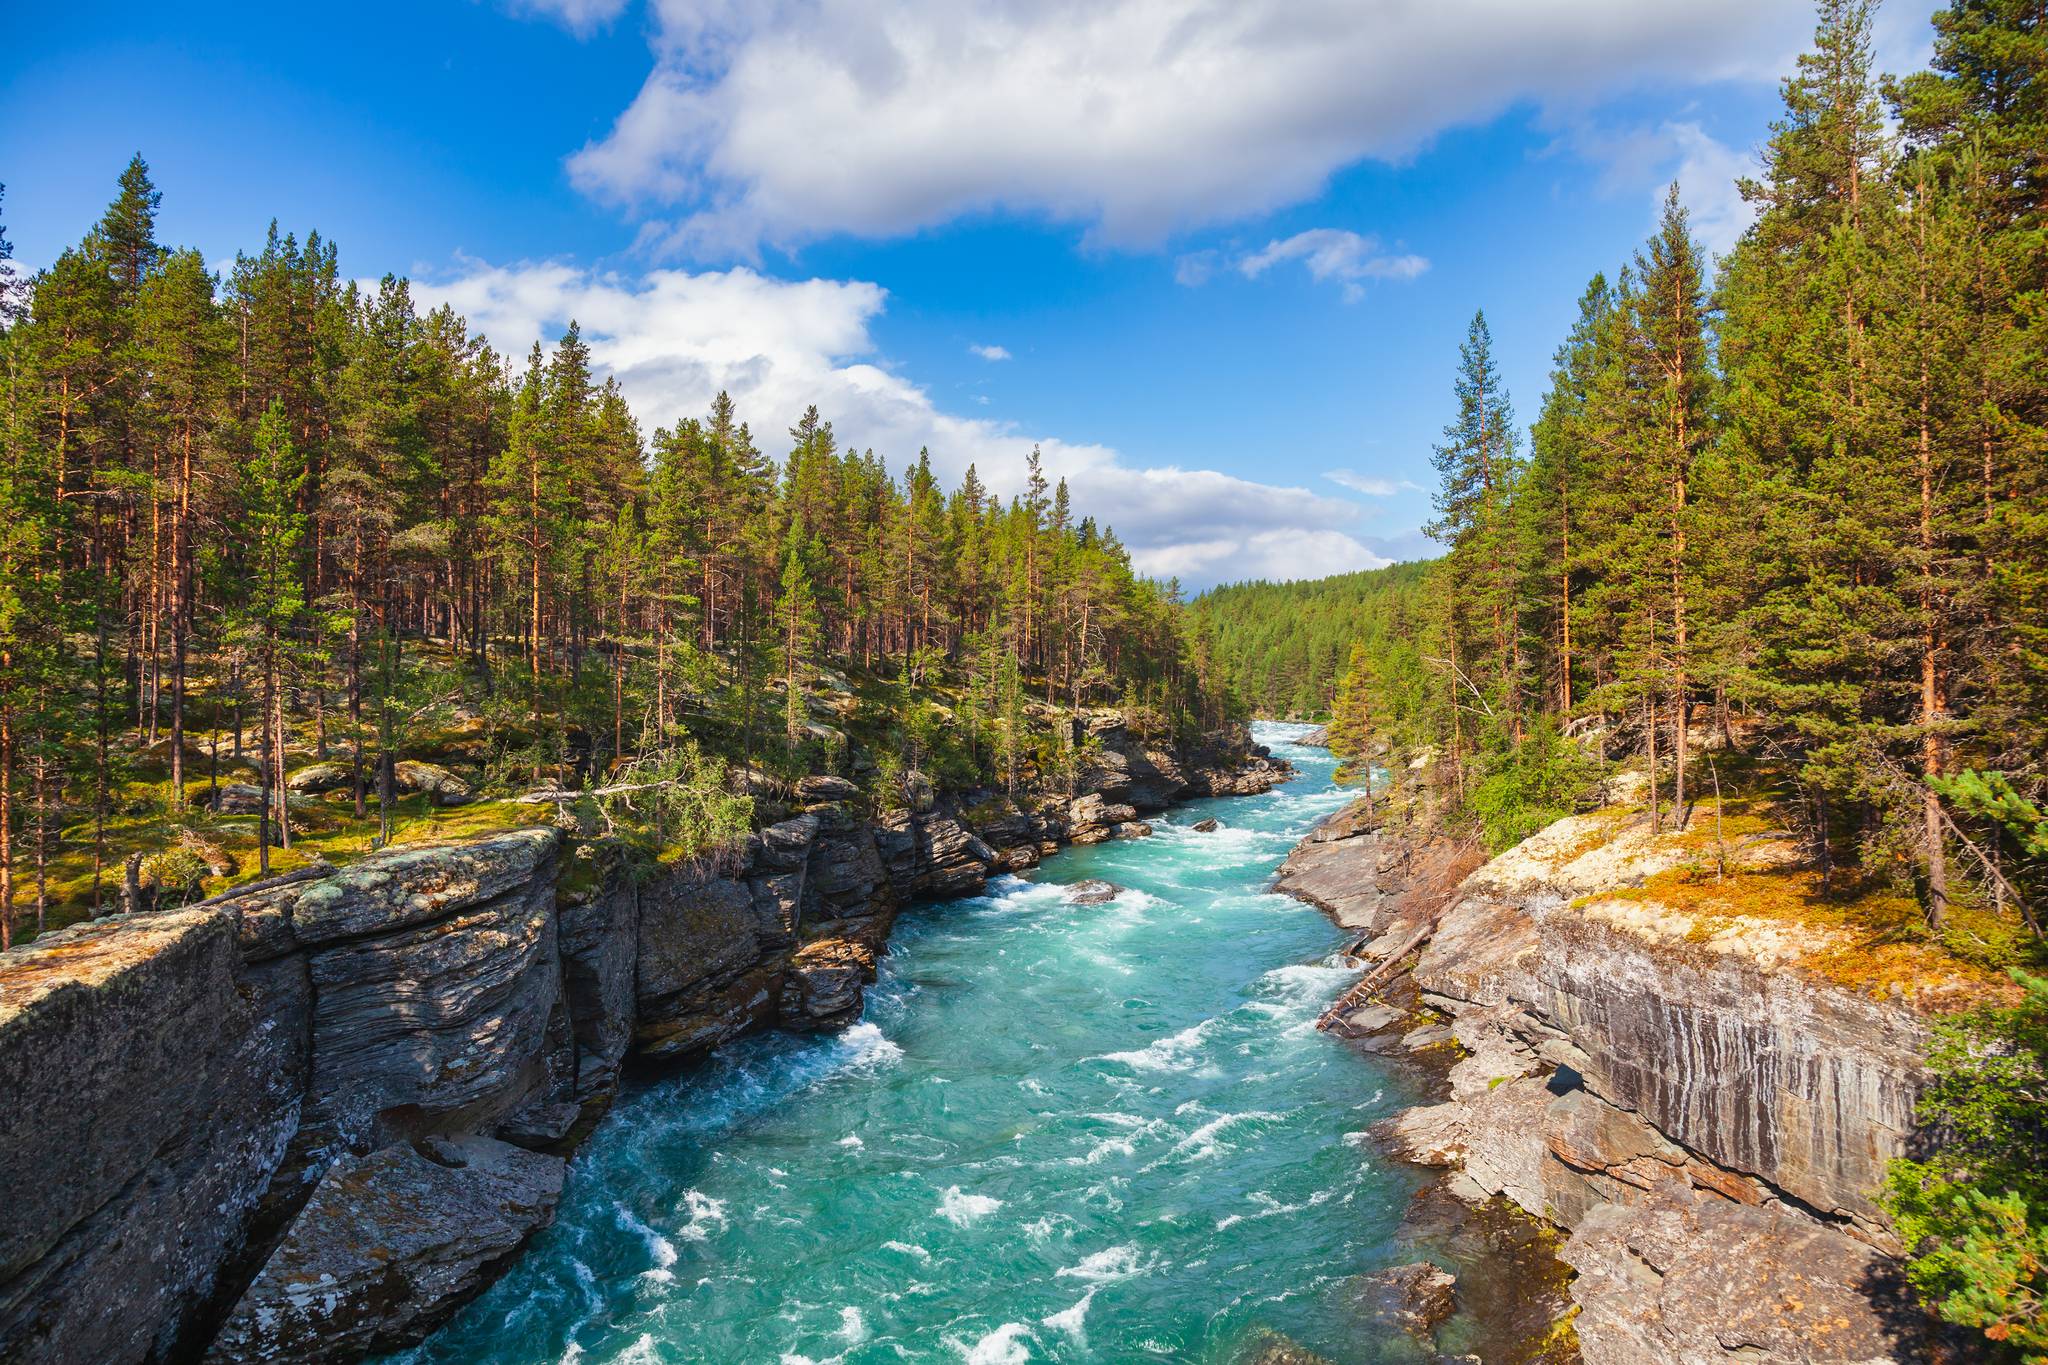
[
  {"left": 1541, "top": 116, "right": 1760, "bottom": 256},
  {"left": 968, "top": 343, "right": 1011, "bottom": 361},
  {"left": 1324, "top": 469, "right": 1424, "bottom": 497},
  {"left": 501, "top": 0, "right": 627, "bottom": 37},
  {"left": 1237, "top": 230, "right": 1428, "bottom": 302}
]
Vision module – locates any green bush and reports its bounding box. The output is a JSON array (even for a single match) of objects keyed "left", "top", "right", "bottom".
[
  {"left": 1883, "top": 970, "right": 2048, "bottom": 1361},
  {"left": 1466, "top": 717, "right": 1601, "bottom": 853}
]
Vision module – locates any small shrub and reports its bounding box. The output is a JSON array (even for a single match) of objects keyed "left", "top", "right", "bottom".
[{"left": 1883, "top": 970, "right": 2048, "bottom": 1361}]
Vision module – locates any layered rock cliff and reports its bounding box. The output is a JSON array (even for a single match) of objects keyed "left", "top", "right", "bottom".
[
  {"left": 1280, "top": 798, "right": 1968, "bottom": 1365},
  {"left": 0, "top": 711, "right": 1286, "bottom": 1365}
]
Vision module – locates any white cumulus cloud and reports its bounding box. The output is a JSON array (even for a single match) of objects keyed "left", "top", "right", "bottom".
[
  {"left": 561, "top": 0, "right": 1809, "bottom": 254},
  {"left": 968, "top": 343, "right": 1010, "bottom": 361},
  {"left": 407, "top": 256, "right": 1385, "bottom": 586}
]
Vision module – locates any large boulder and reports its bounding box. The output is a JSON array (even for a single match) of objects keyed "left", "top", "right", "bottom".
[
  {"left": 393, "top": 760, "right": 474, "bottom": 806},
  {"left": 1344, "top": 1262, "right": 1457, "bottom": 1340},
  {"left": 285, "top": 761, "right": 351, "bottom": 794},
  {"left": 207, "top": 1136, "right": 564, "bottom": 1364},
  {"left": 0, "top": 910, "right": 306, "bottom": 1365},
  {"left": 779, "top": 935, "right": 875, "bottom": 1029},
  {"left": 1067, "top": 793, "right": 1138, "bottom": 844}
]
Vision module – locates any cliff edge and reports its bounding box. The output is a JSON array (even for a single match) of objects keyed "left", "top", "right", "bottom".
[
  {"left": 0, "top": 711, "right": 1288, "bottom": 1365},
  {"left": 1280, "top": 794, "right": 1996, "bottom": 1364}
]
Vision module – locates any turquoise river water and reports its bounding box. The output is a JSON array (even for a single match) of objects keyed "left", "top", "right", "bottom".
[{"left": 402, "top": 722, "right": 1428, "bottom": 1365}]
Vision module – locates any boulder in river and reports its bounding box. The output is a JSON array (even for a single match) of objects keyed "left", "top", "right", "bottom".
[
  {"left": 1344, "top": 1261, "right": 1457, "bottom": 1340},
  {"left": 1191, "top": 817, "right": 1220, "bottom": 832},
  {"left": 1236, "top": 1331, "right": 1337, "bottom": 1364},
  {"left": 1065, "top": 879, "right": 1122, "bottom": 905}
]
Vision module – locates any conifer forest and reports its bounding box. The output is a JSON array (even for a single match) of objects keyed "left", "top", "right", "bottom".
[{"left": 2, "top": 1, "right": 2047, "bottom": 1359}]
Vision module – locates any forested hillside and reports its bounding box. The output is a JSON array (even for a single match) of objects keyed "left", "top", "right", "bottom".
[
  {"left": 0, "top": 170, "right": 1237, "bottom": 945},
  {"left": 1193, "top": 561, "right": 1431, "bottom": 719},
  {"left": 1314, "top": 4, "right": 2046, "bottom": 1349}
]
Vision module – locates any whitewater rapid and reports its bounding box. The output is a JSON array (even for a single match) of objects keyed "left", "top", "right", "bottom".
[{"left": 397, "top": 724, "right": 1420, "bottom": 1364}]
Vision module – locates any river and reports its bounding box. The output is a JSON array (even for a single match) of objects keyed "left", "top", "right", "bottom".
[{"left": 400, "top": 722, "right": 1426, "bottom": 1364}]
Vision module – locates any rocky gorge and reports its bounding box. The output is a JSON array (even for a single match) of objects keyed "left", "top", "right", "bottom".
[
  {"left": 0, "top": 711, "right": 1289, "bottom": 1365},
  {"left": 1274, "top": 788, "right": 1968, "bottom": 1364}
]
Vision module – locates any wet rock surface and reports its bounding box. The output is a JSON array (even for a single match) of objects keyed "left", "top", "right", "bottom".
[
  {"left": 1066, "top": 878, "right": 1123, "bottom": 905},
  {"left": 1344, "top": 1261, "right": 1457, "bottom": 1340}
]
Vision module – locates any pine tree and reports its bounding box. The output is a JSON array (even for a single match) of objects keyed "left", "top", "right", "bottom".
[
  {"left": 1631, "top": 185, "right": 1715, "bottom": 824},
  {"left": 235, "top": 400, "right": 307, "bottom": 872},
  {"left": 1427, "top": 311, "right": 1523, "bottom": 745}
]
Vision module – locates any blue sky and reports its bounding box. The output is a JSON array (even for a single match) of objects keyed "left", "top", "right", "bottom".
[{"left": 0, "top": 0, "right": 1934, "bottom": 586}]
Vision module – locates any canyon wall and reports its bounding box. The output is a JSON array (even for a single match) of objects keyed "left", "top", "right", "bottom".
[
  {"left": 1281, "top": 801, "right": 1947, "bottom": 1365},
  {"left": 0, "top": 714, "right": 1287, "bottom": 1365}
]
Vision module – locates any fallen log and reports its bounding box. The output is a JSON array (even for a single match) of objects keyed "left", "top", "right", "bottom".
[{"left": 1316, "top": 919, "right": 1432, "bottom": 1032}]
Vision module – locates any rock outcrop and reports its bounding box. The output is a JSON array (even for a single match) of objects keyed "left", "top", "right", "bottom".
[
  {"left": 0, "top": 909, "right": 305, "bottom": 1365},
  {"left": 1281, "top": 800, "right": 1947, "bottom": 1364},
  {"left": 207, "top": 1136, "right": 564, "bottom": 1364},
  {"left": 0, "top": 708, "right": 1290, "bottom": 1365}
]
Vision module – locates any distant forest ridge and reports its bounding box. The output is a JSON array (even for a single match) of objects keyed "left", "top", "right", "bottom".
[{"left": 1194, "top": 561, "right": 1432, "bottom": 720}]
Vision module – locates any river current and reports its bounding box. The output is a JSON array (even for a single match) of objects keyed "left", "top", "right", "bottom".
[{"left": 403, "top": 723, "right": 1423, "bottom": 1364}]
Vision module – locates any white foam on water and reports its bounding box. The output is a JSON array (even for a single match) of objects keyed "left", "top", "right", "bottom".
[
  {"left": 615, "top": 1333, "right": 661, "bottom": 1364},
  {"left": 882, "top": 1240, "right": 933, "bottom": 1261},
  {"left": 612, "top": 1203, "right": 677, "bottom": 1284},
  {"left": 1055, "top": 1243, "right": 1151, "bottom": 1282},
  {"left": 1096, "top": 1019, "right": 1216, "bottom": 1073},
  {"left": 1153, "top": 1110, "right": 1282, "bottom": 1166},
  {"left": 836, "top": 1307, "right": 869, "bottom": 1344},
  {"left": 936, "top": 1185, "right": 1003, "bottom": 1227},
  {"left": 1213, "top": 1188, "right": 1335, "bottom": 1230},
  {"left": 837, "top": 1021, "right": 904, "bottom": 1073},
  {"left": 1253, "top": 960, "right": 1358, "bottom": 1021},
  {"left": 677, "top": 1189, "right": 729, "bottom": 1242},
  {"left": 952, "top": 1322, "right": 1035, "bottom": 1364},
  {"left": 1041, "top": 1286, "right": 1098, "bottom": 1346},
  {"left": 1021, "top": 1214, "right": 1071, "bottom": 1244},
  {"left": 837, "top": 1133, "right": 864, "bottom": 1149}
]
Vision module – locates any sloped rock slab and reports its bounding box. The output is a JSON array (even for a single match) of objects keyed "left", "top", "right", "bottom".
[
  {"left": 208, "top": 1136, "right": 564, "bottom": 1364},
  {"left": 1562, "top": 1185, "right": 1924, "bottom": 1365}
]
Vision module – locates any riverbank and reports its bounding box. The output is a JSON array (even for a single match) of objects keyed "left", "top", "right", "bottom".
[
  {"left": 405, "top": 724, "right": 1399, "bottom": 1362},
  {"left": 0, "top": 709, "right": 1290, "bottom": 1365},
  {"left": 1273, "top": 787, "right": 1971, "bottom": 1364}
]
